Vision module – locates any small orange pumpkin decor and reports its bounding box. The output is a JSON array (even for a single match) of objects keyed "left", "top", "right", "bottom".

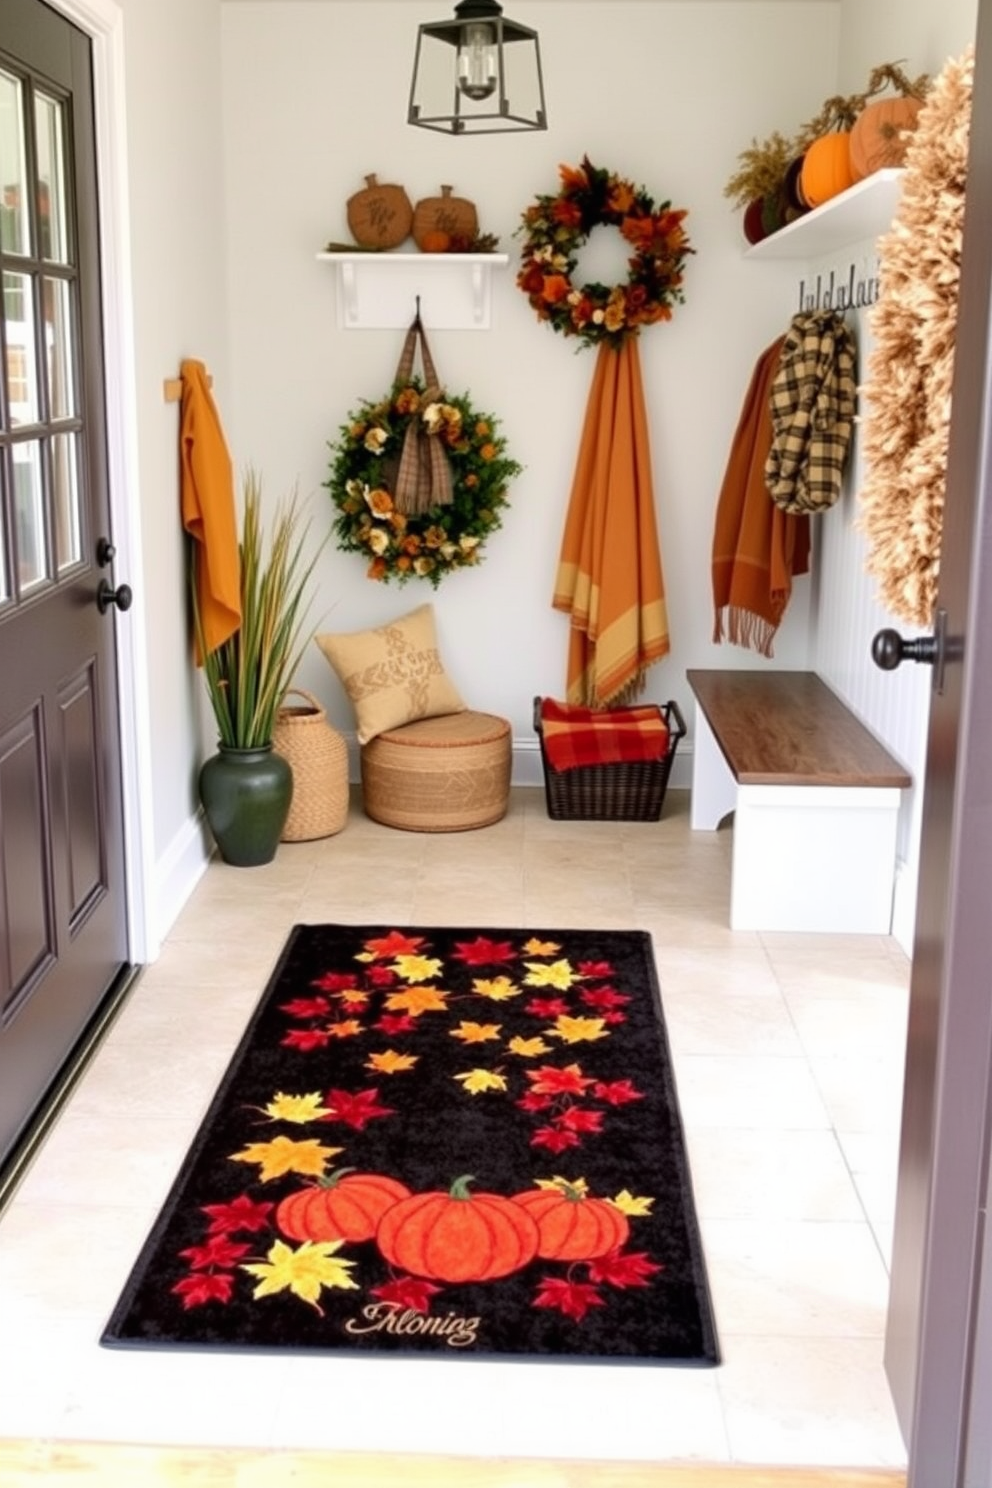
[
  {"left": 800, "top": 133, "right": 855, "bottom": 209},
  {"left": 412, "top": 185, "right": 478, "bottom": 251},
  {"left": 419, "top": 229, "right": 452, "bottom": 254},
  {"left": 513, "top": 1180, "right": 630, "bottom": 1261},
  {"left": 375, "top": 1174, "right": 540, "bottom": 1283},
  {"left": 849, "top": 96, "right": 924, "bottom": 182},
  {"left": 276, "top": 1169, "right": 411, "bottom": 1245},
  {"left": 346, "top": 173, "right": 413, "bottom": 250}
]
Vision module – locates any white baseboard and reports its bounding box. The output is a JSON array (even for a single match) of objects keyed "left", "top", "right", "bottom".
[
  {"left": 342, "top": 731, "right": 695, "bottom": 793},
  {"left": 890, "top": 855, "right": 918, "bottom": 957},
  {"left": 150, "top": 809, "right": 213, "bottom": 960}
]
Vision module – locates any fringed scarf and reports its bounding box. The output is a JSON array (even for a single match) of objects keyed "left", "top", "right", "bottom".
[
  {"left": 711, "top": 336, "right": 811, "bottom": 656},
  {"left": 553, "top": 338, "right": 670, "bottom": 708}
]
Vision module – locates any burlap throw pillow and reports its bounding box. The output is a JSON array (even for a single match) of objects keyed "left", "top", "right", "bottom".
[{"left": 316, "top": 603, "right": 466, "bottom": 744}]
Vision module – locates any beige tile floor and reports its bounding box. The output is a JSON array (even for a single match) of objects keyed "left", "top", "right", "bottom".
[{"left": 0, "top": 787, "right": 910, "bottom": 1468}]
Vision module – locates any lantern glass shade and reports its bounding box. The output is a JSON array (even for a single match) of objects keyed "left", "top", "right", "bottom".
[{"left": 408, "top": 5, "right": 547, "bottom": 135}]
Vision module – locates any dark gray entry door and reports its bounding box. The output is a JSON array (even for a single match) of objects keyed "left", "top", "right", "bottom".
[
  {"left": 0, "top": 0, "right": 129, "bottom": 1168},
  {"left": 881, "top": 3, "right": 992, "bottom": 1481}
]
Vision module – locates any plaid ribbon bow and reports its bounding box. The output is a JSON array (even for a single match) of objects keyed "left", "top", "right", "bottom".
[{"left": 390, "top": 312, "right": 454, "bottom": 516}]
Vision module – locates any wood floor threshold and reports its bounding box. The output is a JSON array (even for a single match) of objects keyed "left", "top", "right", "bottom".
[{"left": 0, "top": 1442, "right": 908, "bottom": 1488}]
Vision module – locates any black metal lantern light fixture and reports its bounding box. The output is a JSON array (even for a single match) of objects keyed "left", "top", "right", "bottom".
[{"left": 408, "top": 0, "right": 548, "bottom": 136}]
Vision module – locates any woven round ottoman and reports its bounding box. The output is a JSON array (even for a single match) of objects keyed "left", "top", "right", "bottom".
[{"left": 361, "top": 710, "right": 511, "bottom": 832}]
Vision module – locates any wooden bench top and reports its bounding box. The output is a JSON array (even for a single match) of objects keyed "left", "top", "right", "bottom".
[{"left": 686, "top": 670, "right": 912, "bottom": 788}]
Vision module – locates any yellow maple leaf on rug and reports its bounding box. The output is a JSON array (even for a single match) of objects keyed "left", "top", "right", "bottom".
[
  {"left": 241, "top": 1239, "right": 358, "bottom": 1311},
  {"left": 230, "top": 1136, "right": 342, "bottom": 1182}
]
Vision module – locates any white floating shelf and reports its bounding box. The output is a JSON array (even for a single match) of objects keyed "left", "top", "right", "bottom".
[
  {"left": 745, "top": 169, "right": 904, "bottom": 261},
  {"left": 316, "top": 251, "right": 510, "bottom": 330}
]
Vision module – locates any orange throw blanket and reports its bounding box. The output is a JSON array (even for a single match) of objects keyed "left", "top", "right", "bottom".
[
  {"left": 553, "top": 337, "right": 670, "bottom": 706},
  {"left": 180, "top": 359, "right": 241, "bottom": 659},
  {"left": 711, "top": 336, "right": 810, "bottom": 656},
  {"left": 540, "top": 698, "right": 669, "bottom": 772}
]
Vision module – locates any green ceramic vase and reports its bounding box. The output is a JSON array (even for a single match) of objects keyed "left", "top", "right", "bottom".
[{"left": 198, "top": 744, "right": 293, "bottom": 867}]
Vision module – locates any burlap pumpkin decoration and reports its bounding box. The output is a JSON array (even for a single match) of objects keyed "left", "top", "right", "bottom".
[
  {"left": 412, "top": 185, "right": 478, "bottom": 251},
  {"left": 346, "top": 174, "right": 413, "bottom": 250}
]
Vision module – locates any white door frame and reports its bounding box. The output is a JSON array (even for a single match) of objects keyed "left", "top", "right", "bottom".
[{"left": 49, "top": 0, "right": 157, "bottom": 963}]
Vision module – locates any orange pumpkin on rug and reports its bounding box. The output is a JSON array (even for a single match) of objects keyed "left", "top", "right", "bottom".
[
  {"left": 849, "top": 96, "right": 924, "bottom": 181},
  {"left": 512, "top": 1180, "right": 630, "bottom": 1260},
  {"left": 276, "top": 1169, "right": 410, "bottom": 1244},
  {"left": 375, "top": 1175, "right": 540, "bottom": 1282},
  {"left": 800, "top": 133, "right": 855, "bottom": 208}
]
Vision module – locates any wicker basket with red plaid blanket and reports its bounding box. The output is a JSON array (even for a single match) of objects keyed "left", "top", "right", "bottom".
[{"left": 533, "top": 696, "right": 686, "bottom": 821}]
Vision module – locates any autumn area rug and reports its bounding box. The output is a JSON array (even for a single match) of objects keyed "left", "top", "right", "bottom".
[{"left": 102, "top": 924, "right": 719, "bottom": 1365}]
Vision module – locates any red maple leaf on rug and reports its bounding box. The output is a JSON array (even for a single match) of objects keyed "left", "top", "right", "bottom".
[
  {"left": 526, "top": 1063, "right": 596, "bottom": 1097},
  {"left": 554, "top": 1106, "right": 605, "bottom": 1134},
  {"left": 531, "top": 1125, "right": 581, "bottom": 1153},
  {"left": 579, "top": 987, "right": 631, "bottom": 1009},
  {"left": 171, "top": 1272, "right": 236, "bottom": 1309},
  {"left": 515, "top": 1091, "right": 554, "bottom": 1112},
  {"left": 311, "top": 972, "right": 359, "bottom": 993},
  {"left": 322, "top": 1087, "right": 396, "bottom": 1130},
  {"left": 281, "top": 1027, "right": 333, "bottom": 1051},
  {"left": 576, "top": 960, "right": 615, "bottom": 979},
  {"left": 200, "top": 1194, "right": 274, "bottom": 1235},
  {"left": 524, "top": 997, "right": 570, "bottom": 1018},
  {"left": 365, "top": 965, "right": 398, "bottom": 987},
  {"left": 587, "top": 1250, "right": 663, "bottom": 1288},
  {"left": 279, "top": 996, "right": 332, "bottom": 1018},
  {"left": 374, "top": 1013, "right": 417, "bottom": 1036},
  {"left": 178, "top": 1236, "right": 251, "bottom": 1270},
  {"left": 451, "top": 937, "right": 517, "bottom": 965},
  {"left": 533, "top": 1277, "right": 606, "bottom": 1322},
  {"left": 592, "top": 1078, "right": 644, "bottom": 1105},
  {"left": 363, "top": 930, "right": 426, "bottom": 959},
  {"left": 371, "top": 1276, "right": 443, "bottom": 1314}
]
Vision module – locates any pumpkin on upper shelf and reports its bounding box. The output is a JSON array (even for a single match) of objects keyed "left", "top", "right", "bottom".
[
  {"left": 849, "top": 95, "right": 924, "bottom": 182},
  {"left": 413, "top": 185, "right": 478, "bottom": 251},
  {"left": 800, "top": 132, "right": 855, "bottom": 209},
  {"left": 346, "top": 173, "right": 413, "bottom": 250}
]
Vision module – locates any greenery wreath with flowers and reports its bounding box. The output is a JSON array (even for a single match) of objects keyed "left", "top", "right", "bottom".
[
  {"left": 326, "top": 380, "right": 522, "bottom": 587},
  {"left": 516, "top": 156, "right": 693, "bottom": 348}
]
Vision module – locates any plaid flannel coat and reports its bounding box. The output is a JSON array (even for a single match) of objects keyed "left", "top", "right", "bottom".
[{"left": 764, "top": 310, "right": 857, "bottom": 514}]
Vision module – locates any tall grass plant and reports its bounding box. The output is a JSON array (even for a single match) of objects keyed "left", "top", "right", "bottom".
[{"left": 192, "top": 469, "right": 324, "bottom": 750}]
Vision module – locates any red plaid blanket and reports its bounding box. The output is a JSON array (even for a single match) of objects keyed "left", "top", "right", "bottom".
[{"left": 540, "top": 698, "right": 670, "bottom": 772}]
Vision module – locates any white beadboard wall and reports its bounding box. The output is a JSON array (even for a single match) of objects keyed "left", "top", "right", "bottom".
[{"left": 809, "top": 237, "right": 933, "bottom": 952}]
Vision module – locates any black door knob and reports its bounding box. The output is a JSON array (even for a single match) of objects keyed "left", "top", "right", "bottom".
[
  {"left": 871, "top": 627, "right": 939, "bottom": 670},
  {"left": 97, "top": 580, "right": 133, "bottom": 614}
]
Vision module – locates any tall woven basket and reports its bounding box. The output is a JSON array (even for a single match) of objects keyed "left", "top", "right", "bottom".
[{"left": 272, "top": 689, "right": 350, "bottom": 841}]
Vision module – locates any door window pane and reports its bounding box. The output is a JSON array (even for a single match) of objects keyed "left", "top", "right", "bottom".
[
  {"left": 4, "top": 271, "right": 39, "bottom": 426},
  {"left": 44, "top": 277, "right": 75, "bottom": 420},
  {"left": 12, "top": 439, "right": 48, "bottom": 591},
  {"left": 52, "top": 431, "right": 80, "bottom": 572},
  {"left": 0, "top": 70, "right": 29, "bottom": 257},
  {"left": 34, "top": 93, "right": 68, "bottom": 265}
]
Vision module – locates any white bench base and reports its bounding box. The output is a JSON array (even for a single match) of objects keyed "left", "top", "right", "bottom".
[{"left": 691, "top": 710, "right": 901, "bottom": 934}]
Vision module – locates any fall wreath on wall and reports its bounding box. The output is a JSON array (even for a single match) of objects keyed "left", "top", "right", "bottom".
[
  {"left": 326, "top": 379, "right": 522, "bottom": 588},
  {"left": 516, "top": 156, "right": 692, "bottom": 348}
]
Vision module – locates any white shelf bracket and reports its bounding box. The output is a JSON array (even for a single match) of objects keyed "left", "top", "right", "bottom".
[
  {"left": 472, "top": 261, "right": 485, "bottom": 325},
  {"left": 339, "top": 261, "right": 360, "bottom": 328}
]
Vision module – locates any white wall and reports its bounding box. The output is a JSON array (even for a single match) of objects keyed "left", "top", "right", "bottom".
[
  {"left": 114, "top": 0, "right": 232, "bottom": 936},
  {"left": 838, "top": 0, "right": 978, "bottom": 90},
  {"left": 219, "top": 1, "right": 842, "bottom": 769}
]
